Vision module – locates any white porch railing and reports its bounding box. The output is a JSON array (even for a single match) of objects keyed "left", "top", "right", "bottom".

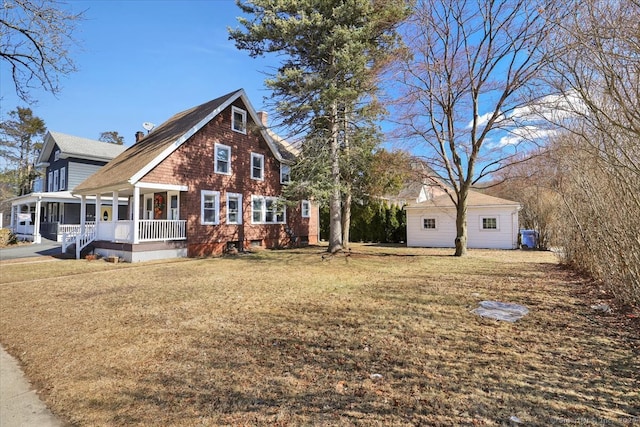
[
  {"left": 138, "top": 220, "right": 186, "bottom": 242},
  {"left": 75, "top": 226, "right": 98, "bottom": 260},
  {"left": 88, "top": 220, "right": 186, "bottom": 244},
  {"left": 62, "top": 222, "right": 96, "bottom": 253},
  {"left": 59, "top": 222, "right": 95, "bottom": 236},
  {"left": 14, "top": 224, "right": 34, "bottom": 235}
]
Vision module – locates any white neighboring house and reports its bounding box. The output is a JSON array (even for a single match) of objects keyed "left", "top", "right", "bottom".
[{"left": 405, "top": 190, "right": 521, "bottom": 250}]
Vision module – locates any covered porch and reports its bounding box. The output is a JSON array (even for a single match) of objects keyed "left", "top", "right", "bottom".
[
  {"left": 72, "top": 182, "right": 188, "bottom": 262},
  {"left": 8, "top": 191, "right": 128, "bottom": 243}
]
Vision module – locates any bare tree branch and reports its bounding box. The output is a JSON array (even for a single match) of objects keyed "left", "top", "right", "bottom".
[{"left": 0, "top": 0, "right": 83, "bottom": 103}]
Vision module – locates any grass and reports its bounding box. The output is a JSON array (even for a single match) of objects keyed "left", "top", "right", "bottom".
[{"left": 1, "top": 244, "right": 638, "bottom": 426}]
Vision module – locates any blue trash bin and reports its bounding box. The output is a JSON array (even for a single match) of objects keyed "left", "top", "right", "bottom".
[{"left": 520, "top": 230, "right": 538, "bottom": 249}]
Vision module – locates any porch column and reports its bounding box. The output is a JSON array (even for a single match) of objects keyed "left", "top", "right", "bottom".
[
  {"left": 80, "top": 195, "right": 86, "bottom": 234},
  {"left": 133, "top": 186, "right": 140, "bottom": 244},
  {"left": 95, "top": 194, "right": 102, "bottom": 238},
  {"left": 112, "top": 191, "right": 119, "bottom": 222},
  {"left": 9, "top": 204, "right": 15, "bottom": 232},
  {"left": 34, "top": 197, "right": 42, "bottom": 244}
]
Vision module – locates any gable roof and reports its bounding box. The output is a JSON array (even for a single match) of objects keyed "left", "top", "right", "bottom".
[
  {"left": 37, "top": 131, "right": 127, "bottom": 165},
  {"left": 407, "top": 190, "right": 521, "bottom": 209},
  {"left": 74, "top": 89, "right": 293, "bottom": 194}
]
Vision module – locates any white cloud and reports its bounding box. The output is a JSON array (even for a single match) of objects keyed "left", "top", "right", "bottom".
[
  {"left": 467, "top": 111, "right": 506, "bottom": 129},
  {"left": 510, "top": 92, "right": 584, "bottom": 124},
  {"left": 497, "top": 126, "right": 558, "bottom": 147}
]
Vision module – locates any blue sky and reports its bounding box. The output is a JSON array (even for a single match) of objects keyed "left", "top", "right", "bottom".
[{"left": 0, "top": 0, "right": 277, "bottom": 146}]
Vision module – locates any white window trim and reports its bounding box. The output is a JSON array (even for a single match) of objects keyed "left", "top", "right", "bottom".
[
  {"left": 422, "top": 217, "right": 437, "bottom": 230},
  {"left": 53, "top": 169, "right": 59, "bottom": 192},
  {"left": 143, "top": 195, "right": 153, "bottom": 219},
  {"left": 201, "top": 190, "right": 220, "bottom": 225},
  {"left": 226, "top": 192, "right": 243, "bottom": 224},
  {"left": 481, "top": 216, "right": 499, "bottom": 231},
  {"left": 59, "top": 167, "right": 66, "bottom": 191},
  {"left": 251, "top": 195, "right": 286, "bottom": 224},
  {"left": 232, "top": 106, "right": 247, "bottom": 134},
  {"left": 280, "top": 163, "right": 291, "bottom": 184},
  {"left": 214, "top": 143, "right": 231, "bottom": 175},
  {"left": 251, "top": 152, "right": 264, "bottom": 181},
  {"left": 54, "top": 150, "right": 60, "bottom": 161},
  {"left": 301, "top": 200, "right": 311, "bottom": 218},
  {"left": 48, "top": 171, "right": 53, "bottom": 192},
  {"left": 168, "top": 191, "right": 180, "bottom": 220}
]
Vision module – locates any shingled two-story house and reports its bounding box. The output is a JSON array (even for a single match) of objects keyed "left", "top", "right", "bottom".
[
  {"left": 8, "top": 131, "right": 127, "bottom": 243},
  {"left": 71, "top": 89, "right": 319, "bottom": 262}
]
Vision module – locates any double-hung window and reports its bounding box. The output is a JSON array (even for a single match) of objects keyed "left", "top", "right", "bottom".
[
  {"left": 423, "top": 218, "right": 436, "bottom": 229},
  {"left": 251, "top": 153, "right": 264, "bottom": 180},
  {"left": 280, "top": 164, "right": 291, "bottom": 184},
  {"left": 232, "top": 106, "right": 247, "bottom": 134},
  {"left": 482, "top": 217, "right": 498, "bottom": 230},
  {"left": 227, "top": 193, "right": 242, "bottom": 224},
  {"left": 252, "top": 195, "right": 285, "bottom": 224},
  {"left": 48, "top": 171, "right": 53, "bottom": 192},
  {"left": 201, "top": 190, "right": 220, "bottom": 225},
  {"left": 301, "top": 200, "right": 311, "bottom": 218},
  {"left": 53, "top": 170, "right": 59, "bottom": 191},
  {"left": 60, "top": 167, "right": 66, "bottom": 191},
  {"left": 215, "top": 143, "right": 231, "bottom": 174}
]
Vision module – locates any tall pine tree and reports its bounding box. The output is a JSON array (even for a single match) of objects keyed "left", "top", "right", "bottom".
[{"left": 229, "top": 0, "right": 408, "bottom": 253}]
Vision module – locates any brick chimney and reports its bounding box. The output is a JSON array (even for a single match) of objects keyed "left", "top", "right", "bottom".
[
  {"left": 257, "top": 111, "right": 268, "bottom": 126},
  {"left": 135, "top": 131, "right": 145, "bottom": 143}
]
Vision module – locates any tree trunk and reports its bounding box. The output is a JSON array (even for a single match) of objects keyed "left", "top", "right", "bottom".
[
  {"left": 341, "top": 107, "right": 351, "bottom": 248},
  {"left": 328, "top": 100, "right": 343, "bottom": 253},
  {"left": 454, "top": 188, "right": 469, "bottom": 256},
  {"left": 342, "top": 187, "right": 351, "bottom": 249}
]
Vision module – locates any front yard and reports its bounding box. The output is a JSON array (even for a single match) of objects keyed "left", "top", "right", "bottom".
[{"left": 0, "top": 245, "right": 638, "bottom": 426}]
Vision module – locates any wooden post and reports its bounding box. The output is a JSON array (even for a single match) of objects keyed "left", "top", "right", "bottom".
[{"left": 133, "top": 186, "right": 140, "bottom": 244}]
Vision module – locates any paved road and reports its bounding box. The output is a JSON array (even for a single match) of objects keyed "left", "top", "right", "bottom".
[{"left": 0, "top": 239, "right": 64, "bottom": 261}]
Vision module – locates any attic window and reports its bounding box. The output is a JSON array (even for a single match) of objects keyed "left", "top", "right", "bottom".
[
  {"left": 232, "top": 106, "right": 247, "bottom": 134},
  {"left": 54, "top": 150, "right": 60, "bottom": 161},
  {"left": 280, "top": 164, "right": 291, "bottom": 184}
]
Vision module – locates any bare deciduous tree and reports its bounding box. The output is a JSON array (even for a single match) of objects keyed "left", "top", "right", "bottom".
[
  {"left": 541, "top": 0, "right": 640, "bottom": 305},
  {"left": 391, "top": 0, "right": 565, "bottom": 256},
  {"left": 0, "top": 0, "right": 83, "bottom": 103}
]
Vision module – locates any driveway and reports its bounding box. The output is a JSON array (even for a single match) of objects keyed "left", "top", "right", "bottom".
[{"left": 0, "top": 239, "right": 65, "bottom": 261}]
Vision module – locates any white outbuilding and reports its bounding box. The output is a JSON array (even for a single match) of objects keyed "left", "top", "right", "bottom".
[{"left": 405, "top": 190, "right": 521, "bottom": 250}]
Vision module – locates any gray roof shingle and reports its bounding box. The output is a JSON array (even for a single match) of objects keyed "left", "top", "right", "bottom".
[{"left": 74, "top": 89, "right": 294, "bottom": 194}]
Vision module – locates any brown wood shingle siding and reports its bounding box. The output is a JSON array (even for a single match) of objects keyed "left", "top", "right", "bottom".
[{"left": 142, "top": 99, "right": 317, "bottom": 256}]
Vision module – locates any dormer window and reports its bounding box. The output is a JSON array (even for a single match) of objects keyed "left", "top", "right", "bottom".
[
  {"left": 54, "top": 150, "right": 60, "bottom": 161},
  {"left": 232, "top": 106, "right": 247, "bottom": 134}
]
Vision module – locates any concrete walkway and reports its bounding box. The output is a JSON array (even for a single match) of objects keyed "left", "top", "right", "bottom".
[
  {"left": 0, "top": 346, "right": 62, "bottom": 427},
  {"left": 1, "top": 240, "right": 66, "bottom": 426}
]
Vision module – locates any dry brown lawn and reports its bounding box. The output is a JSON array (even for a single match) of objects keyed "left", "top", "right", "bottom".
[{"left": 1, "top": 244, "right": 638, "bottom": 426}]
